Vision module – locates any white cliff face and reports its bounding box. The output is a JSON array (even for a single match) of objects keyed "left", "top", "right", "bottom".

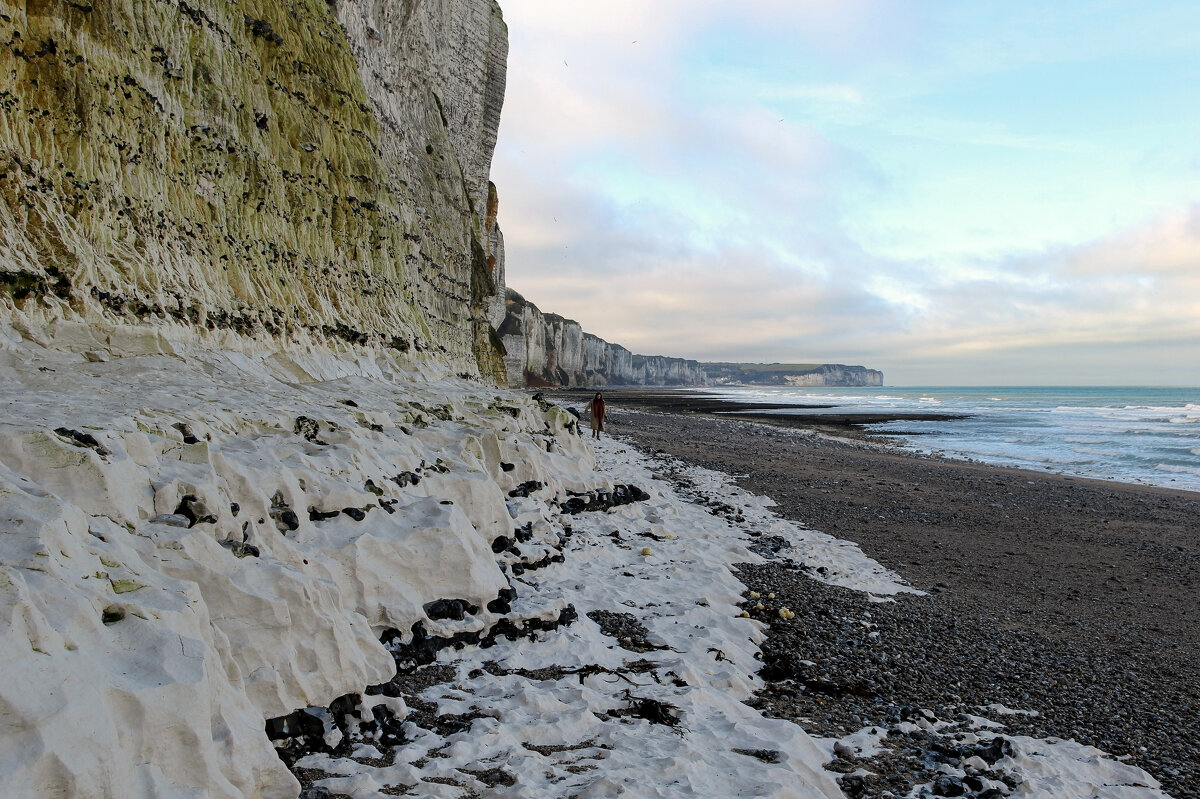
[
  {"left": 333, "top": 0, "right": 509, "bottom": 371},
  {"left": 0, "top": 316, "right": 593, "bottom": 797},
  {"left": 500, "top": 289, "right": 549, "bottom": 385},
  {"left": 0, "top": 0, "right": 508, "bottom": 378},
  {"left": 499, "top": 290, "right": 707, "bottom": 387}
]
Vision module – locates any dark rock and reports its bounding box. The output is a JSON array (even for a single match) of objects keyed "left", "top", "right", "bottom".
[
  {"left": 604, "top": 694, "right": 680, "bottom": 727},
  {"left": 975, "top": 737, "right": 1014, "bottom": 765},
  {"left": 424, "top": 598, "right": 478, "bottom": 621},
  {"left": 748, "top": 534, "right": 792, "bottom": 559},
  {"left": 839, "top": 774, "right": 867, "bottom": 798},
  {"left": 342, "top": 507, "right": 367, "bottom": 521},
  {"left": 172, "top": 422, "right": 201, "bottom": 444},
  {"left": 328, "top": 693, "right": 359, "bottom": 728},
  {"left": 560, "top": 484, "right": 650, "bottom": 514},
  {"left": 382, "top": 604, "right": 578, "bottom": 673},
  {"left": 500, "top": 462, "right": 515, "bottom": 472},
  {"left": 933, "top": 775, "right": 966, "bottom": 797},
  {"left": 487, "top": 587, "right": 516, "bottom": 615},
  {"left": 220, "top": 539, "right": 260, "bottom": 558},
  {"left": 369, "top": 703, "right": 407, "bottom": 747},
  {"left": 54, "top": 427, "right": 110, "bottom": 457},
  {"left": 733, "top": 748, "right": 782, "bottom": 764},
  {"left": 586, "top": 609, "right": 666, "bottom": 653},
  {"left": 392, "top": 471, "right": 420, "bottom": 487},
  {"left": 490, "top": 535, "right": 512, "bottom": 554},
  {"left": 244, "top": 15, "right": 283, "bottom": 44},
  {"left": 174, "top": 495, "right": 217, "bottom": 527},
  {"left": 270, "top": 493, "right": 300, "bottom": 532},
  {"left": 265, "top": 707, "right": 326, "bottom": 767},
  {"left": 508, "top": 480, "right": 543, "bottom": 498},
  {"left": 308, "top": 507, "right": 341, "bottom": 522},
  {"left": 299, "top": 788, "right": 331, "bottom": 799},
  {"left": 293, "top": 416, "right": 325, "bottom": 444}
]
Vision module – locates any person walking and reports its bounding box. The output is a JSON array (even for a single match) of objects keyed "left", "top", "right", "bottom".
[{"left": 589, "top": 392, "right": 606, "bottom": 439}]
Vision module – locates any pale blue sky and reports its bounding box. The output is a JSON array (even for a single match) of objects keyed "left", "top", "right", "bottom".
[{"left": 491, "top": 1, "right": 1200, "bottom": 385}]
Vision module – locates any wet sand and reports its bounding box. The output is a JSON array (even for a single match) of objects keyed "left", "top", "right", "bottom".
[
  {"left": 549, "top": 387, "right": 968, "bottom": 437},
  {"left": 550, "top": 389, "right": 1200, "bottom": 797}
]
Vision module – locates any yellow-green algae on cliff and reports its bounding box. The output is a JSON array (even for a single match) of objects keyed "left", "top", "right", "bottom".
[{"left": 0, "top": 0, "right": 507, "bottom": 376}]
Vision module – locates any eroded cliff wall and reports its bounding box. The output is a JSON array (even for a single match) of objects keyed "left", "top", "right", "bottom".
[
  {"left": 0, "top": 0, "right": 508, "bottom": 378},
  {"left": 499, "top": 288, "right": 706, "bottom": 387}
]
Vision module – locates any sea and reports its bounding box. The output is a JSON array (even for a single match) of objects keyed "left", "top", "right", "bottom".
[{"left": 704, "top": 385, "right": 1200, "bottom": 493}]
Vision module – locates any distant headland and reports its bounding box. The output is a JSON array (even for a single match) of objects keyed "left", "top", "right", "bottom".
[{"left": 702, "top": 362, "right": 884, "bottom": 387}]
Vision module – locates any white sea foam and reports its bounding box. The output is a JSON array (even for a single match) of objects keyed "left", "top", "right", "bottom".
[{"left": 712, "top": 386, "right": 1200, "bottom": 493}]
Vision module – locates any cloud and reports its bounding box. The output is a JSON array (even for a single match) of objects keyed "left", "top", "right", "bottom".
[
  {"left": 507, "top": 195, "right": 1200, "bottom": 385},
  {"left": 492, "top": 2, "right": 1200, "bottom": 385},
  {"left": 868, "top": 207, "right": 1200, "bottom": 381},
  {"left": 515, "top": 244, "right": 892, "bottom": 361},
  {"left": 1059, "top": 204, "right": 1200, "bottom": 276}
]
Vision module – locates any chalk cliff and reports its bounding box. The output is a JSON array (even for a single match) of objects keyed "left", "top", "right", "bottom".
[
  {"left": 498, "top": 288, "right": 707, "bottom": 387},
  {"left": 1, "top": 0, "right": 508, "bottom": 378},
  {"left": 703, "top": 362, "right": 884, "bottom": 387}
]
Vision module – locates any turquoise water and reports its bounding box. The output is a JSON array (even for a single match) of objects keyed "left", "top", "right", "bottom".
[{"left": 704, "top": 386, "right": 1200, "bottom": 493}]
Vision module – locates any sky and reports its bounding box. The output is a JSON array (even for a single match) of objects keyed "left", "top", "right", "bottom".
[{"left": 489, "top": 1, "right": 1200, "bottom": 386}]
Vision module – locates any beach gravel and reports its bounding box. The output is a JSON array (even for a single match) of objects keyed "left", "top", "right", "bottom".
[{"left": 608, "top": 404, "right": 1200, "bottom": 799}]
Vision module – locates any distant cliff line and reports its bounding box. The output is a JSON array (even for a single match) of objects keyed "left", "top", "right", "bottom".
[
  {"left": 498, "top": 289, "right": 706, "bottom": 387},
  {"left": 703, "top": 362, "right": 884, "bottom": 387},
  {"left": 498, "top": 290, "right": 883, "bottom": 389}
]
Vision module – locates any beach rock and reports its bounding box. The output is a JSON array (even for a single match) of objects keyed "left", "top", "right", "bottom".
[
  {"left": 393, "top": 471, "right": 421, "bottom": 487},
  {"left": 423, "top": 598, "right": 478, "bottom": 621},
  {"left": 54, "top": 427, "right": 110, "bottom": 457},
  {"left": 309, "top": 507, "right": 342, "bottom": 522},
  {"left": 839, "top": 774, "right": 867, "bottom": 798},
  {"left": 508, "top": 480, "right": 543, "bottom": 498},
  {"left": 933, "top": 775, "right": 966, "bottom": 796},
  {"left": 175, "top": 495, "right": 217, "bottom": 527},
  {"left": 294, "top": 417, "right": 326, "bottom": 445},
  {"left": 299, "top": 788, "right": 332, "bottom": 799},
  {"left": 221, "top": 539, "right": 261, "bottom": 558},
  {"left": 149, "top": 513, "right": 193, "bottom": 528}
]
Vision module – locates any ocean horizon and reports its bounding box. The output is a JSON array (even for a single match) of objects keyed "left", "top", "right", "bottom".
[{"left": 702, "top": 385, "right": 1200, "bottom": 493}]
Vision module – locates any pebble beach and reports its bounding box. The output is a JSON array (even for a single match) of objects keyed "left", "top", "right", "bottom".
[{"left": 592, "top": 392, "right": 1200, "bottom": 798}]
